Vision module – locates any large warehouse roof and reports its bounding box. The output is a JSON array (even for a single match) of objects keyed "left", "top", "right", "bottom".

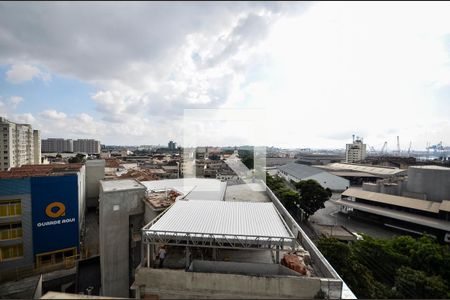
[
  {"left": 141, "top": 178, "right": 226, "bottom": 201},
  {"left": 143, "top": 200, "right": 295, "bottom": 249},
  {"left": 342, "top": 188, "right": 441, "bottom": 213},
  {"left": 318, "top": 163, "right": 406, "bottom": 176},
  {"left": 278, "top": 163, "right": 323, "bottom": 179}
]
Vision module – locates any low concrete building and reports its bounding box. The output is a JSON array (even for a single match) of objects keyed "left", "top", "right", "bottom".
[
  {"left": 99, "top": 178, "right": 227, "bottom": 298},
  {"left": 337, "top": 165, "right": 450, "bottom": 242},
  {"left": 277, "top": 163, "right": 350, "bottom": 191}
]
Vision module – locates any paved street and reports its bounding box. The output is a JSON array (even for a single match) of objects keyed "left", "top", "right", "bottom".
[{"left": 309, "top": 194, "right": 397, "bottom": 239}]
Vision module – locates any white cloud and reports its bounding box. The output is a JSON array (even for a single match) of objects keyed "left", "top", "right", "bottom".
[
  {"left": 9, "top": 96, "right": 23, "bottom": 109},
  {"left": 5, "top": 64, "right": 51, "bottom": 84},
  {"left": 14, "top": 113, "right": 35, "bottom": 124},
  {"left": 1, "top": 2, "right": 449, "bottom": 148},
  {"left": 39, "top": 109, "right": 67, "bottom": 120}
]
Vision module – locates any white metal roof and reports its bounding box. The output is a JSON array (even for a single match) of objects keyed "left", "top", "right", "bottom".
[
  {"left": 143, "top": 200, "right": 295, "bottom": 249},
  {"left": 336, "top": 199, "right": 450, "bottom": 232},
  {"left": 149, "top": 200, "right": 292, "bottom": 237},
  {"left": 141, "top": 178, "right": 226, "bottom": 201}
]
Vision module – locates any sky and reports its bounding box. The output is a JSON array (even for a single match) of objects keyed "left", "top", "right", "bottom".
[{"left": 0, "top": 1, "right": 449, "bottom": 150}]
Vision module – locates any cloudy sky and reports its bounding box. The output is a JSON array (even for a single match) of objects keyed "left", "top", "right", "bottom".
[{"left": 0, "top": 1, "right": 449, "bottom": 150}]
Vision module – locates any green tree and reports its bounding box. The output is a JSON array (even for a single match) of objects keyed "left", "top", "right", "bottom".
[
  {"left": 294, "top": 179, "right": 329, "bottom": 219},
  {"left": 68, "top": 153, "right": 86, "bottom": 163},
  {"left": 393, "top": 266, "right": 448, "bottom": 299}
]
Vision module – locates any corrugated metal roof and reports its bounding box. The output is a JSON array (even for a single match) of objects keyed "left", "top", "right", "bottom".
[
  {"left": 148, "top": 200, "right": 293, "bottom": 239},
  {"left": 342, "top": 188, "right": 441, "bottom": 213},
  {"left": 320, "top": 163, "right": 406, "bottom": 176},
  {"left": 336, "top": 199, "right": 450, "bottom": 232},
  {"left": 278, "top": 163, "right": 324, "bottom": 179}
]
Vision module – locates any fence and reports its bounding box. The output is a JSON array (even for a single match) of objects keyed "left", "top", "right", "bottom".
[{"left": 0, "top": 254, "right": 79, "bottom": 283}]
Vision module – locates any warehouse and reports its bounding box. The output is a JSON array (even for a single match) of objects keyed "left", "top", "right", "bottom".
[
  {"left": 337, "top": 165, "right": 450, "bottom": 242},
  {"left": 277, "top": 163, "right": 350, "bottom": 191},
  {"left": 0, "top": 164, "right": 86, "bottom": 271}
]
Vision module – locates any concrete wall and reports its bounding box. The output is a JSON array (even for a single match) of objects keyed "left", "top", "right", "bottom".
[
  {"left": 85, "top": 160, "right": 105, "bottom": 208},
  {"left": 264, "top": 182, "right": 348, "bottom": 299},
  {"left": 78, "top": 166, "right": 86, "bottom": 231},
  {"left": 134, "top": 267, "right": 325, "bottom": 299},
  {"left": 362, "top": 182, "right": 380, "bottom": 193},
  {"left": 407, "top": 167, "right": 450, "bottom": 201},
  {"left": 188, "top": 260, "right": 300, "bottom": 277},
  {"left": 99, "top": 183, "right": 146, "bottom": 298}
]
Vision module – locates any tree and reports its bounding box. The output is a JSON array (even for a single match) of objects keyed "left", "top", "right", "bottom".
[
  {"left": 68, "top": 153, "right": 86, "bottom": 163},
  {"left": 393, "top": 266, "right": 448, "bottom": 299},
  {"left": 294, "top": 179, "right": 330, "bottom": 219},
  {"left": 278, "top": 188, "right": 300, "bottom": 212}
]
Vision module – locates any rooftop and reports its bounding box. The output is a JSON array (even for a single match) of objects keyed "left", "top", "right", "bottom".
[
  {"left": 100, "top": 179, "right": 146, "bottom": 192},
  {"left": 278, "top": 163, "right": 324, "bottom": 178},
  {"left": 0, "top": 164, "right": 84, "bottom": 179},
  {"left": 143, "top": 200, "right": 295, "bottom": 249},
  {"left": 342, "top": 188, "right": 441, "bottom": 213},
  {"left": 317, "top": 163, "right": 406, "bottom": 176},
  {"left": 225, "top": 182, "right": 270, "bottom": 203},
  {"left": 141, "top": 178, "right": 226, "bottom": 201}
]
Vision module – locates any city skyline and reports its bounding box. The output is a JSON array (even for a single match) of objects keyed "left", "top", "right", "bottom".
[{"left": 0, "top": 2, "right": 450, "bottom": 150}]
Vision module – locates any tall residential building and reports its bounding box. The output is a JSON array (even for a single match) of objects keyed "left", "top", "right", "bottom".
[
  {"left": 73, "top": 139, "right": 101, "bottom": 154},
  {"left": 168, "top": 140, "right": 176, "bottom": 151},
  {"left": 345, "top": 138, "right": 367, "bottom": 163},
  {"left": 41, "top": 138, "right": 73, "bottom": 153},
  {"left": 0, "top": 117, "right": 41, "bottom": 171},
  {"left": 33, "top": 130, "right": 41, "bottom": 164}
]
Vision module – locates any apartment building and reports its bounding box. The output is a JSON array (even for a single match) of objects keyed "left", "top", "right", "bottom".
[
  {"left": 41, "top": 138, "right": 74, "bottom": 153},
  {"left": 345, "top": 138, "right": 367, "bottom": 163},
  {"left": 73, "top": 139, "right": 101, "bottom": 154},
  {"left": 0, "top": 117, "right": 41, "bottom": 171}
]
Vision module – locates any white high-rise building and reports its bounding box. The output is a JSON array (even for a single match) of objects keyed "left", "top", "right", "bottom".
[
  {"left": 73, "top": 139, "right": 101, "bottom": 154},
  {"left": 0, "top": 117, "right": 41, "bottom": 171},
  {"left": 345, "top": 138, "right": 367, "bottom": 163}
]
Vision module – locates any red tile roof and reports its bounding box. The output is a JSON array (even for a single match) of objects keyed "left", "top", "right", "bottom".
[{"left": 0, "top": 164, "right": 83, "bottom": 179}]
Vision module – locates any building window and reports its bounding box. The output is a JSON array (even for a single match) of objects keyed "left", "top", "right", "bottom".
[
  {"left": 0, "top": 244, "right": 24, "bottom": 262},
  {"left": 0, "top": 223, "right": 22, "bottom": 240},
  {"left": 0, "top": 199, "right": 22, "bottom": 217}
]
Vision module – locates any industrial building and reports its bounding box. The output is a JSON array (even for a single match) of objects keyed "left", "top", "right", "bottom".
[
  {"left": 277, "top": 163, "right": 350, "bottom": 191},
  {"left": 99, "top": 178, "right": 355, "bottom": 299},
  {"left": 337, "top": 165, "right": 450, "bottom": 242},
  {"left": 0, "top": 164, "right": 86, "bottom": 271},
  {"left": 0, "top": 117, "right": 41, "bottom": 171},
  {"left": 345, "top": 137, "right": 367, "bottom": 163}
]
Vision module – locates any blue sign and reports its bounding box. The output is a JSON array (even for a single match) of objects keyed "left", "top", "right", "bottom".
[{"left": 31, "top": 175, "right": 79, "bottom": 255}]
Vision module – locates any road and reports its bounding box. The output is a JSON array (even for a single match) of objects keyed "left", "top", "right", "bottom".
[{"left": 309, "top": 194, "right": 397, "bottom": 239}]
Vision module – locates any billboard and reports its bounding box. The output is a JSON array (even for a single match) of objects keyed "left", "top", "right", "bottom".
[{"left": 31, "top": 175, "right": 79, "bottom": 255}]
